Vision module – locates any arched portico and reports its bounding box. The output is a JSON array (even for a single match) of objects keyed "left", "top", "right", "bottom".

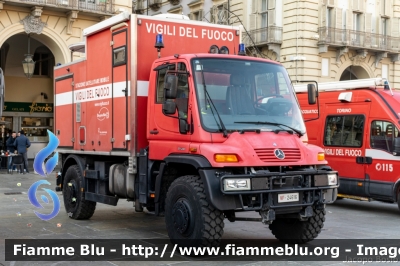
[
  {"left": 336, "top": 58, "right": 374, "bottom": 81},
  {"left": 0, "top": 23, "right": 69, "bottom": 65}
]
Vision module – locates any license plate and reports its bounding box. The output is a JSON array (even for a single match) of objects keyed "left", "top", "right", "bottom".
[{"left": 278, "top": 193, "right": 299, "bottom": 203}]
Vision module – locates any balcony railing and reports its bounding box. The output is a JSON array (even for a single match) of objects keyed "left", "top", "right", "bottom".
[
  {"left": 318, "top": 27, "right": 400, "bottom": 52},
  {"left": 243, "top": 26, "right": 283, "bottom": 47},
  {"left": 6, "top": 0, "right": 114, "bottom": 14}
]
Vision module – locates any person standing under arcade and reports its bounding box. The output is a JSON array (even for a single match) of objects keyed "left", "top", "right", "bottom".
[{"left": 13, "top": 130, "right": 31, "bottom": 173}]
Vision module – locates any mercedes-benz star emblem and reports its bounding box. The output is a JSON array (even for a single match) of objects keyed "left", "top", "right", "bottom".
[{"left": 274, "top": 149, "right": 285, "bottom": 160}]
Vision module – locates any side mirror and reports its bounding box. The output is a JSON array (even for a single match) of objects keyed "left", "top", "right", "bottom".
[
  {"left": 307, "top": 84, "right": 317, "bottom": 105},
  {"left": 162, "top": 100, "right": 176, "bottom": 115},
  {"left": 164, "top": 74, "right": 178, "bottom": 99},
  {"left": 179, "top": 118, "right": 190, "bottom": 134},
  {"left": 393, "top": 137, "right": 400, "bottom": 156}
]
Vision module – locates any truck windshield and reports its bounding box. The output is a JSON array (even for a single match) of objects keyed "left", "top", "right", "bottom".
[{"left": 192, "top": 58, "right": 306, "bottom": 135}]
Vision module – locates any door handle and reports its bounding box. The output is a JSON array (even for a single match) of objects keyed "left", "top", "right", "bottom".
[
  {"left": 356, "top": 156, "right": 373, "bottom": 164},
  {"left": 150, "top": 130, "right": 159, "bottom": 135}
]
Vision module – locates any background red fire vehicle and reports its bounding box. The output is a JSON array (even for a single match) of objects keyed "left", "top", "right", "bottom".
[
  {"left": 296, "top": 78, "right": 400, "bottom": 211},
  {"left": 54, "top": 12, "right": 338, "bottom": 246}
]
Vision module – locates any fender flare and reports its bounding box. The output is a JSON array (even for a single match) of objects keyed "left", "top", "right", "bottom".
[
  {"left": 163, "top": 154, "right": 212, "bottom": 168},
  {"left": 60, "top": 154, "right": 86, "bottom": 187}
]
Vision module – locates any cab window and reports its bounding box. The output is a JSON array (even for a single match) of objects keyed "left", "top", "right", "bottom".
[
  {"left": 156, "top": 64, "right": 176, "bottom": 103},
  {"left": 324, "top": 115, "right": 364, "bottom": 147},
  {"left": 176, "top": 63, "right": 189, "bottom": 119},
  {"left": 370, "top": 120, "right": 399, "bottom": 152}
]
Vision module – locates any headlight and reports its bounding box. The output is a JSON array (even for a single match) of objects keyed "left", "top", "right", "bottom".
[
  {"left": 327, "top": 174, "right": 337, "bottom": 185},
  {"left": 223, "top": 179, "right": 251, "bottom": 191}
]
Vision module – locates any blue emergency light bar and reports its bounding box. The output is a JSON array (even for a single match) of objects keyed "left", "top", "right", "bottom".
[
  {"left": 238, "top": 43, "right": 246, "bottom": 56},
  {"left": 155, "top": 34, "right": 164, "bottom": 49}
]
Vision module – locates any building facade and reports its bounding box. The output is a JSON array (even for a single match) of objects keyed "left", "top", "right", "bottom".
[
  {"left": 0, "top": 0, "right": 131, "bottom": 158},
  {"left": 142, "top": 0, "right": 400, "bottom": 87}
]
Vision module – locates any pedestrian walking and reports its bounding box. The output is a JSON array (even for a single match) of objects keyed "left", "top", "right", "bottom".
[
  {"left": 13, "top": 130, "right": 30, "bottom": 173},
  {"left": 6, "top": 131, "right": 17, "bottom": 173}
]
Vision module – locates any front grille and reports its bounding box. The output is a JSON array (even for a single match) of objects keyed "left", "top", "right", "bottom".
[{"left": 255, "top": 148, "right": 301, "bottom": 162}]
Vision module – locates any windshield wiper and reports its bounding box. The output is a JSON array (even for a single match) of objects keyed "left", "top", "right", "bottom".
[
  {"left": 198, "top": 65, "right": 228, "bottom": 138},
  {"left": 234, "top": 121, "right": 304, "bottom": 137}
]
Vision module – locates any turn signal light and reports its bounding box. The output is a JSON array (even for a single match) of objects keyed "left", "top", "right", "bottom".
[
  {"left": 317, "top": 152, "right": 325, "bottom": 161},
  {"left": 214, "top": 154, "right": 239, "bottom": 163}
]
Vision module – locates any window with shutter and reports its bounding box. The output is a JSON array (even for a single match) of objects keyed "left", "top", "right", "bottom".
[
  {"left": 320, "top": 6, "right": 327, "bottom": 28},
  {"left": 198, "top": 10, "right": 203, "bottom": 21},
  {"left": 251, "top": 0, "right": 259, "bottom": 14},
  {"left": 381, "top": 0, "right": 391, "bottom": 16},
  {"left": 392, "top": 17, "right": 399, "bottom": 49},
  {"left": 385, "top": 0, "right": 391, "bottom": 17},
  {"left": 267, "top": 0, "right": 275, "bottom": 27},
  {"left": 365, "top": 13, "right": 372, "bottom": 33},
  {"left": 364, "top": 12, "right": 372, "bottom": 46},
  {"left": 259, "top": 0, "right": 267, "bottom": 29},
  {"left": 358, "top": 0, "right": 364, "bottom": 12},
  {"left": 392, "top": 17, "right": 399, "bottom": 37},
  {"left": 346, "top": 9, "right": 353, "bottom": 30},
  {"left": 335, "top": 8, "right": 344, "bottom": 43},
  {"left": 353, "top": 0, "right": 358, "bottom": 11},
  {"left": 267, "top": 0, "right": 275, "bottom": 10}
]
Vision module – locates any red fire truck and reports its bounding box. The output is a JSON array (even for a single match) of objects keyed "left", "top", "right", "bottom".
[
  {"left": 295, "top": 78, "right": 400, "bottom": 211},
  {"left": 54, "top": 11, "right": 338, "bottom": 246}
]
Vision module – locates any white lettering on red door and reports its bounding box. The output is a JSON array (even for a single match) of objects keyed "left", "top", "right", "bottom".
[
  {"left": 375, "top": 163, "right": 393, "bottom": 172},
  {"left": 337, "top": 108, "right": 352, "bottom": 113},
  {"left": 324, "top": 148, "right": 362, "bottom": 156}
]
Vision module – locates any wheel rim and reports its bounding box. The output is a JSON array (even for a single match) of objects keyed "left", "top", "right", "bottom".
[
  {"left": 65, "top": 180, "right": 78, "bottom": 210},
  {"left": 172, "top": 198, "right": 192, "bottom": 235}
]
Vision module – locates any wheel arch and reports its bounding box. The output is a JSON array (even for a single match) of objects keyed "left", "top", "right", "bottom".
[
  {"left": 155, "top": 154, "right": 238, "bottom": 213},
  {"left": 393, "top": 178, "right": 400, "bottom": 201},
  {"left": 154, "top": 154, "right": 211, "bottom": 215}
]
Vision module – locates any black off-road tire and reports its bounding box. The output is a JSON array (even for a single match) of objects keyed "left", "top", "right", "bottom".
[
  {"left": 165, "top": 175, "right": 224, "bottom": 247},
  {"left": 397, "top": 189, "right": 400, "bottom": 212},
  {"left": 63, "top": 165, "right": 96, "bottom": 220},
  {"left": 269, "top": 206, "right": 325, "bottom": 244}
]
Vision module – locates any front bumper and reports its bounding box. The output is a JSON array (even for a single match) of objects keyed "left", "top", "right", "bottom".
[{"left": 199, "top": 169, "right": 339, "bottom": 211}]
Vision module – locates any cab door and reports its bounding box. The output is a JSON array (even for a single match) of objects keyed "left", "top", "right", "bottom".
[
  {"left": 365, "top": 119, "right": 400, "bottom": 199},
  {"left": 323, "top": 102, "right": 370, "bottom": 197},
  {"left": 148, "top": 61, "right": 192, "bottom": 159}
]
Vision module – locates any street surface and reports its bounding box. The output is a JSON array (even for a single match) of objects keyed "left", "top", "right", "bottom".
[{"left": 1, "top": 170, "right": 399, "bottom": 266}]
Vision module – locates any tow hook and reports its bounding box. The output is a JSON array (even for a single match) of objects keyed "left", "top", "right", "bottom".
[
  {"left": 299, "top": 206, "right": 313, "bottom": 220},
  {"left": 260, "top": 209, "right": 275, "bottom": 224}
]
